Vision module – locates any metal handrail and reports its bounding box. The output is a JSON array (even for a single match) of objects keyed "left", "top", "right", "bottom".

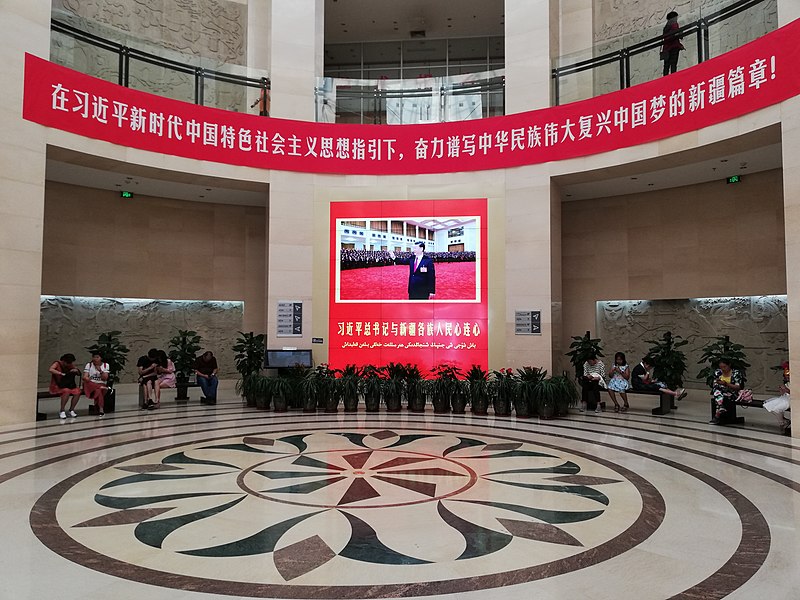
[
  {"left": 552, "top": 0, "right": 772, "bottom": 105},
  {"left": 51, "top": 18, "right": 269, "bottom": 109}
]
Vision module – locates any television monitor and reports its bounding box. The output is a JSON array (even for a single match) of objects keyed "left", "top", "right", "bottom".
[{"left": 265, "top": 349, "right": 313, "bottom": 368}]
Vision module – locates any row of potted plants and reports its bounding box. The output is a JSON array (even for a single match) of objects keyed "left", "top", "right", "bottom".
[{"left": 237, "top": 362, "right": 578, "bottom": 418}]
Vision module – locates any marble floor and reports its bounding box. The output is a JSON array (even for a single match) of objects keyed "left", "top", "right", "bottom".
[{"left": 2, "top": 385, "right": 798, "bottom": 600}]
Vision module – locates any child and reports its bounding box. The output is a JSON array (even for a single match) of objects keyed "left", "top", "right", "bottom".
[
  {"left": 763, "top": 361, "right": 791, "bottom": 435},
  {"left": 607, "top": 352, "right": 631, "bottom": 413}
]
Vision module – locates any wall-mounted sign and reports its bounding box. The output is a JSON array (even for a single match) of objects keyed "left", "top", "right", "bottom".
[
  {"left": 277, "top": 301, "right": 302, "bottom": 337},
  {"left": 515, "top": 310, "right": 541, "bottom": 335}
]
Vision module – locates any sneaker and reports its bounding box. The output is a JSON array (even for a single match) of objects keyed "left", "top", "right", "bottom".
[
  {"left": 595, "top": 405, "right": 602, "bottom": 413},
  {"left": 98, "top": 412, "right": 105, "bottom": 418},
  {"left": 578, "top": 404, "right": 586, "bottom": 413},
  {"left": 68, "top": 410, "right": 77, "bottom": 418},
  {"left": 677, "top": 388, "right": 687, "bottom": 401},
  {"left": 59, "top": 411, "right": 67, "bottom": 419}
]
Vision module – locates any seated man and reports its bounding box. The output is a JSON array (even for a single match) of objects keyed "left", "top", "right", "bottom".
[
  {"left": 631, "top": 356, "right": 686, "bottom": 400},
  {"left": 194, "top": 350, "right": 219, "bottom": 402}
]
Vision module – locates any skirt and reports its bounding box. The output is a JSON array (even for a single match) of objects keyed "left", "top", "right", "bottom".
[
  {"left": 763, "top": 393, "right": 790, "bottom": 414},
  {"left": 608, "top": 376, "right": 629, "bottom": 392}
]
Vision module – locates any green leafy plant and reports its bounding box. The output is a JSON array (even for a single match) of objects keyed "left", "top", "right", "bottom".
[
  {"left": 337, "top": 364, "right": 362, "bottom": 412},
  {"left": 696, "top": 335, "right": 750, "bottom": 388},
  {"left": 301, "top": 364, "right": 335, "bottom": 413},
  {"left": 430, "top": 363, "right": 464, "bottom": 414},
  {"left": 361, "top": 364, "right": 385, "bottom": 412},
  {"left": 384, "top": 362, "right": 406, "bottom": 412},
  {"left": 465, "top": 364, "right": 489, "bottom": 415},
  {"left": 565, "top": 331, "right": 604, "bottom": 379},
  {"left": 533, "top": 373, "right": 578, "bottom": 418},
  {"left": 167, "top": 329, "right": 202, "bottom": 378},
  {"left": 514, "top": 366, "right": 547, "bottom": 417},
  {"left": 646, "top": 331, "right": 689, "bottom": 389},
  {"left": 86, "top": 331, "right": 129, "bottom": 386},
  {"left": 405, "top": 364, "right": 426, "bottom": 412},
  {"left": 285, "top": 364, "right": 310, "bottom": 409},
  {"left": 489, "top": 368, "right": 515, "bottom": 416},
  {"left": 233, "top": 332, "right": 266, "bottom": 378}
]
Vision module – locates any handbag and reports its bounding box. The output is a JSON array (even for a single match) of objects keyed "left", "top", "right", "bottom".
[
  {"left": 736, "top": 389, "right": 754, "bottom": 404},
  {"left": 659, "top": 50, "right": 667, "bottom": 60}
]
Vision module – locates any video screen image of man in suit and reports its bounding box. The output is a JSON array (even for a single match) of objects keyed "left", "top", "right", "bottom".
[{"left": 389, "top": 242, "right": 436, "bottom": 300}]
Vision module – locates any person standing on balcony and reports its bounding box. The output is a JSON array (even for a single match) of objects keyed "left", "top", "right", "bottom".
[{"left": 661, "top": 10, "right": 685, "bottom": 76}]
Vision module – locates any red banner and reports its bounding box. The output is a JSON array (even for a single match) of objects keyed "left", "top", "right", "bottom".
[
  {"left": 23, "top": 19, "right": 800, "bottom": 175},
  {"left": 328, "top": 199, "right": 488, "bottom": 371}
]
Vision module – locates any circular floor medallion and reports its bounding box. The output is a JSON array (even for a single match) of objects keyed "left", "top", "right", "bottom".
[{"left": 31, "top": 427, "right": 663, "bottom": 598}]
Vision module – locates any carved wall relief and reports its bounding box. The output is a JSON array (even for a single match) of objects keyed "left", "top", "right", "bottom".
[
  {"left": 39, "top": 297, "right": 244, "bottom": 385},
  {"left": 597, "top": 296, "right": 787, "bottom": 394}
]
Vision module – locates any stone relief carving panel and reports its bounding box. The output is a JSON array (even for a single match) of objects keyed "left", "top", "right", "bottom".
[
  {"left": 39, "top": 297, "right": 244, "bottom": 385},
  {"left": 51, "top": 0, "right": 248, "bottom": 112},
  {"left": 597, "top": 296, "right": 787, "bottom": 394}
]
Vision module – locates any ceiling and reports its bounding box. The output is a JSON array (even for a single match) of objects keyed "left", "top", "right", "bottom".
[
  {"left": 45, "top": 148, "right": 268, "bottom": 207},
  {"left": 324, "top": 0, "right": 505, "bottom": 44},
  {"left": 555, "top": 125, "right": 783, "bottom": 201}
]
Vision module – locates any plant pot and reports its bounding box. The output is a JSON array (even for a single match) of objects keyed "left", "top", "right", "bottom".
[
  {"left": 325, "top": 393, "right": 340, "bottom": 413},
  {"left": 432, "top": 395, "right": 450, "bottom": 414},
  {"left": 365, "top": 393, "right": 381, "bottom": 412},
  {"left": 343, "top": 394, "right": 359, "bottom": 412},
  {"left": 385, "top": 394, "right": 402, "bottom": 412},
  {"left": 493, "top": 396, "right": 511, "bottom": 416},
  {"left": 303, "top": 393, "right": 317, "bottom": 413},
  {"left": 255, "top": 392, "right": 272, "bottom": 411},
  {"left": 408, "top": 391, "right": 426, "bottom": 413},
  {"left": 514, "top": 398, "right": 532, "bottom": 418},
  {"left": 451, "top": 394, "right": 467, "bottom": 415},
  {"left": 273, "top": 395, "right": 288, "bottom": 413},
  {"left": 471, "top": 397, "right": 489, "bottom": 416},
  {"left": 245, "top": 393, "right": 257, "bottom": 408},
  {"left": 538, "top": 400, "right": 555, "bottom": 420}
]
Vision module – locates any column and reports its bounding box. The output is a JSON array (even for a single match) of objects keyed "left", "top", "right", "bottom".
[
  {"left": 0, "top": 0, "right": 51, "bottom": 425},
  {"left": 504, "top": 0, "right": 553, "bottom": 113}
]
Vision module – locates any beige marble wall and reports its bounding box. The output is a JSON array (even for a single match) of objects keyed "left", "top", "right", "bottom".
[
  {"left": 505, "top": 0, "right": 552, "bottom": 112},
  {"left": 561, "top": 168, "right": 786, "bottom": 384},
  {"left": 41, "top": 182, "right": 267, "bottom": 332},
  {"left": 0, "top": 0, "right": 51, "bottom": 426}
]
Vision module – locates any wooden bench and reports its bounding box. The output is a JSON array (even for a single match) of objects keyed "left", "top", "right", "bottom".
[
  {"left": 627, "top": 388, "right": 677, "bottom": 415},
  {"left": 38, "top": 388, "right": 117, "bottom": 420},
  {"left": 138, "top": 380, "right": 200, "bottom": 408}
]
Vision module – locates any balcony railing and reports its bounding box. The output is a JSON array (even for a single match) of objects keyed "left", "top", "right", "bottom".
[
  {"left": 552, "top": 0, "right": 777, "bottom": 105},
  {"left": 315, "top": 70, "right": 505, "bottom": 124},
  {"left": 50, "top": 13, "right": 269, "bottom": 115}
]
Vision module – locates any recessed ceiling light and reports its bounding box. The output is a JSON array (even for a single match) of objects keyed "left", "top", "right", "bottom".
[
  {"left": 720, "top": 159, "right": 729, "bottom": 162},
  {"left": 205, "top": 188, "right": 212, "bottom": 191},
  {"left": 630, "top": 177, "right": 638, "bottom": 180},
  {"left": 199, "top": 195, "right": 205, "bottom": 198},
  {"left": 648, "top": 183, "right": 655, "bottom": 186}
]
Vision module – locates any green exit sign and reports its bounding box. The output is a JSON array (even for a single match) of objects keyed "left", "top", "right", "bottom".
[
  {"left": 120, "top": 191, "right": 133, "bottom": 198},
  {"left": 726, "top": 175, "right": 741, "bottom": 184}
]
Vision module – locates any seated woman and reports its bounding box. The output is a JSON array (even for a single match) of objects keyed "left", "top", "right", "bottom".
[
  {"left": 49, "top": 353, "right": 82, "bottom": 419},
  {"left": 763, "top": 361, "right": 791, "bottom": 435},
  {"left": 710, "top": 357, "right": 743, "bottom": 424},
  {"left": 137, "top": 348, "right": 159, "bottom": 409},
  {"left": 83, "top": 352, "right": 110, "bottom": 417},
  {"left": 580, "top": 354, "right": 607, "bottom": 413},
  {"left": 151, "top": 350, "right": 176, "bottom": 409},
  {"left": 194, "top": 350, "right": 219, "bottom": 402}
]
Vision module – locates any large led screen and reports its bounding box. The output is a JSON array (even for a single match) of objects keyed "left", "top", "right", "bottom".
[{"left": 329, "top": 199, "right": 488, "bottom": 370}]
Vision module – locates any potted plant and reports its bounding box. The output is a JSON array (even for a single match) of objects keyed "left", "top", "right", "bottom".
[
  {"left": 430, "top": 364, "right": 463, "bottom": 414},
  {"left": 338, "top": 364, "right": 362, "bottom": 412},
  {"left": 552, "top": 372, "right": 579, "bottom": 416},
  {"left": 283, "top": 364, "right": 309, "bottom": 409},
  {"left": 253, "top": 375, "right": 273, "bottom": 410},
  {"left": 405, "top": 364, "right": 426, "bottom": 412},
  {"left": 168, "top": 329, "right": 202, "bottom": 401},
  {"left": 86, "top": 331, "right": 129, "bottom": 413},
  {"left": 270, "top": 375, "right": 292, "bottom": 412},
  {"left": 531, "top": 372, "right": 577, "bottom": 419},
  {"left": 697, "top": 335, "right": 750, "bottom": 388},
  {"left": 233, "top": 331, "right": 265, "bottom": 407},
  {"left": 361, "top": 364, "right": 385, "bottom": 412},
  {"left": 565, "top": 331, "right": 604, "bottom": 379},
  {"left": 514, "top": 366, "right": 546, "bottom": 418},
  {"left": 384, "top": 362, "right": 405, "bottom": 412},
  {"left": 646, "top": 331, "right": 689, "bottom": 390},
  {"left": 490, "top": 368, "right": 515, "bottom": 416},
  {"left": 302, "top": 364, "right": 335, "bottom": 413},
  {"left": 465, "top": 364, "right": 489, "bottom": 416}
]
